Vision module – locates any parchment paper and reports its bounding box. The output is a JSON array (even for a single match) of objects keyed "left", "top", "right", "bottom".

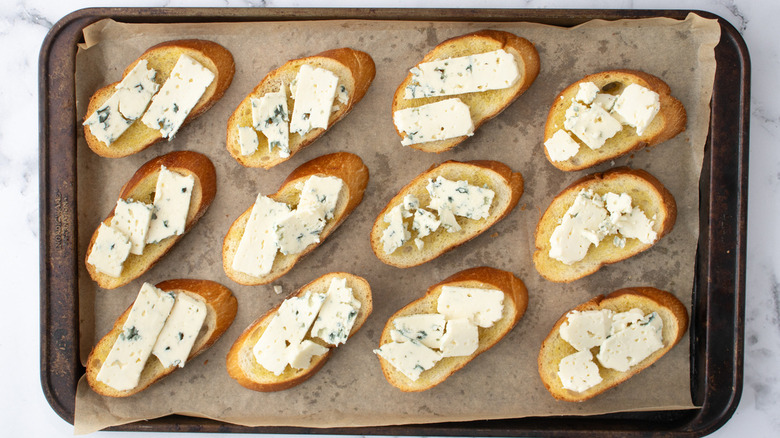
[{"left": 71, "top": 14, "right": 720, "bottom": 434}]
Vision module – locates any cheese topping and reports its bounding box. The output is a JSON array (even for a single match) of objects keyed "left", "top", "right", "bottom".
[
  {"left": 427, "top": 176, "right": 495, "bottom": 220},
  {"left": 290, "top": 64, "right": 339, "bottom": 136},
  {"left": 381, "top": 204, "right": 411, "bottom": 254},
  {"left": 611, "top": 84, "right": 660, "bottom": 136},
  {"left": 549, "top": 189, "right": 657, "bottom": 265},
  {"left": 404, "top": 49, "right": 520, "bottom": 99},
  {"left": 390, "top": 313, "right": 446, "bottom": 349},
  {"left": 310, "top": 277, "right": 361, "bottom": 346},
  {"left": 237, "top": 126, "right": 260, "bottom": 156},
  {"left": 145, "top": 166, "right": 195, "bottom": 244},
  {"left": 110, "top": 199, "right": 153, "bottom": 256},
  {"left": 152, "top": 292, "right": 207, "bottom": 368},
  {"left": 87, "top": 223, "right": 132, "bottom": 277},
  {"left": 558, "top": 350, "right": 603, "bottom": 392},
  {"left": 393, "top": 98, "right": 474, "bottom": 146},
  {"left": 141, "top": 54, "right": 215, "bottom": 139},
  {"left": 251, "top": 87, "right": 290, "bottom": 157},
  {"left": 544, "top": 129, "right": 581, "bottom": 163}
]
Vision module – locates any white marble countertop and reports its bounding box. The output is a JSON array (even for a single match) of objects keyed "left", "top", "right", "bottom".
[{"left": 2, "top": 0, "right": 776, "bottom": 436}]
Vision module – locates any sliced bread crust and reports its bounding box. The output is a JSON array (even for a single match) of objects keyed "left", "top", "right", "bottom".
[
  {"left": 84, "top": 39, "right": 235, "bottom": 158},
  {"left": 225, "top": 272, "right": 373, "bottom": 392},
  {"left": 222, "top": 152, "right": 369, "bottom": 285},
  {"left": 543, "top": 69, "right": 686, "bottom": 171},
  {"left": 532, "top": 167, "right": 677, "bottom": 283},
  {"left": 376, "top": 266, "right": 529, "bottom": 392},
  {"left": 85, "top": 279, "right": 238, "bottom": 397},
  {"left": 369, "top": 160, "right": 523, "bottom": 268},
  {"left": 84, "top": 151, "right": 217, "bottom": 289},
  {"left": 226, "top": 48, "right": 376, "bottom": 168},
  {"left": 537, "top": 287, "right": 688, "bottom": 402},
  {"left": 392, "top": 29, "right": 540, "bottom": 153}
]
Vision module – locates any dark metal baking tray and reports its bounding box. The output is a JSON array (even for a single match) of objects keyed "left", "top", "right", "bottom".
[{"left": 39, "top": 8, "right": 749, "bottom": 437}]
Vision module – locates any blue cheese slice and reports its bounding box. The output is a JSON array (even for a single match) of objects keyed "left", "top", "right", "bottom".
[
  {"left": 286, "top": 340, "right": 329, "bottom": 369},
  {"left": 237, "top": 126, "right": 260, "bottom": 156},
  {"left": 390, "top": 313, "right": 446, "bottom": 349},
  {"left": 232, "top": 195, "right": 291, "bottom": 277},
  {"left": 381, "top": 204, "right": 411, "bottom": 254},
  {"left": 115, "top": 59, "right": 160, "bottom": 120},
  {"left": 151, "top": 292, "right": 207, "bottom": 368},
  {"left": 141, "top": 54, "right": 215, "bottom": 139},
  {"left": 393, "top": 98, "right": 474, "bottom": 146},
  {"left": 404, "top": 49, "right": 520, "bottom": 99},
  {"left": 83, "top": 93, "right": 134, "bottom": 146},
  {"left": 563, "top": 101, "right": 623, "bottom": 150},
  {"left": 374, "top": 339, "right": 442, "bottom": 382},
  {"left": 436, "top": 286, "right": 504, "bottom": 328},
  {"left": 611, "top": 84, "right": 660, "bottom": 136},
  {"left": 559, "top": 309, "right": 614, "bottom": 352},
  {"left": 310, "top": 277, "right": 361, "bottom": 346},
  {"left": 96, "top": 283, "right": 175, "bottom": 391},
  {"left": 296, "top": 176, "right": 343, "bottom": 220},
  {"left": 290, "top": 65, "right": 339, "bottom": 136},
  {"left": 251, "top": 87, "right": 290, "bottom": 157},
  {"left": 426, "top": 176, "right": 495, "bottom": 220},
  {"left": 558, "top": 350, "right": 603, "bottom": 392},
  {"left": 87, "top": 223, "right": 132, "bottom": 277},
  {"left": 412, "top": 208, "right": 441, "bottom": 238},
  {"left": 110, "top": 199, "right": 153, "bottom": 255},
  {"left": 544, "top": 129, "right": 581, "bottom": 162},
  {"left": 276, "top": 207, "right": 326, "bottom": 255},
  {"left": 145, "top": 166, "right": 195, "bottom": 244},
  {"left": 439, "top": 318, "right": 479, "bottom": 357},
  {"left": 596, "top": 311, "right": 664, "bottom": 372}
]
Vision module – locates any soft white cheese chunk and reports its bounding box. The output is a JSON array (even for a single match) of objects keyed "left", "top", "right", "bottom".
[
  {"left": 310, "top": 277, "right": 361, "bottom": 346},
  {"left": 251, "top": 315, "right": 290, "bottom": 375},
  {"left": 390, "top": 313, "right": 446, "bottom": 349},
  {"left": 609, "top": 308, "right": 645, "bottom": 333},
  {"left": 87, "top": 223, "right": 132, "bottom": 277},
  {"left": 563, "top": 101, "right": 623, "bottom": 150},
  {"left": 426, "top": 176, "right": 494, "bottom": 220},
  {"left": 440, "top": 318, "right": 479, "bottom": 357},
  {"left": 83, "top": 92, "right": 134, "bottom": 146},
  {"left": 393, "top": 98, "right": 474, "bottom": 146},
  {"left": 374, "top": 340, "right": 442, "bottom": 382},
  {"left": 615, "top": 206, "right": 657, "bottom": 244},
  {"left": 141, "top": 54, "right": 215, "bottom": 139},
  {"left": 559, "top": 309, "right": 614, "bottom": 352},
  {"left": 237, "top": 126, "right": 260, "bottom": 156},
  {"left": 251, "top": 87, "right": 290, "bottom": 157},
  {"left": 558, "top": 350, "right": 603, "bottom": 392},
  {"left": 549, "top": 190, "right": 611, "bottom": 265},
  {"left": 231, "top": 195, "right": 291, "bottom": 277},
  {"left": 437, "top": 286, "right": 504, "bottom": 328},
  {"left": 152, "top": 292, "right": 207, "bottom": 368},
  {"left": 612, "top": 83, "right": 660, "bottom": 136},
  {"left": 290, "top": 64, "right": 339, "bottom": 136},
  {"left": 96, "top": 283, "right": 175, "bottom": 391},
  {"left": 296, "top": 176, "right": 343, "bottom": 220},
  {"left": 145, "top": 166, "right": 195, "bottom": 244},
  {"left": 592, "top": 93, "right": 617, "bottom": 111},
  {"left": 412, "top": 208, "right": 441, "bottom": 238},
  {"left": 276, "top": 206, "right": 326, "bottom": 255},
  {"left": 438, "top": 208, "right": 461, "bottom": 233},
  {"left": 402, "top": 194, "right": 420, "bottom": 215},
  {"left": 574, "top": 82, "right": 600, "bottom": 105},
  {"left": 381, "top": 204, "right": 410, "bottom": 254},
  {"left": 404, "top": 49, "right": 520, "bottom": 99},
  {"left": 286, "top": 340, "right": 329, "bottom": 369},
  {"left": 544, "top": 129, "right": 581, "bottom": 162},
  {"left": 111, "top": 199, "right": 153, "bottom": 255},
  {"left": 276, "top": 292, "right": 327, "bottom": 345},
  {"left": 115, "top": 59, "right": 160, "bottom": 120},
  {"left": 596, "top": 311, "right": 664, "bottom": 372}
]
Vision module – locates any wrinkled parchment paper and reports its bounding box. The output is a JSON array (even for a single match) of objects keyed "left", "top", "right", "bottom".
[{"left": 72, "top": 13, "right": 720, "bottom": 434}]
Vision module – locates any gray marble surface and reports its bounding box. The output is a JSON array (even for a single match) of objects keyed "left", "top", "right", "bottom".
[{"left": 2, "top": 0, "right": 775, "bottom": 436}]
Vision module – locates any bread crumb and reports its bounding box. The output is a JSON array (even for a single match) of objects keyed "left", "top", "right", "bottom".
[{"left": 491, "top": 232, "right": 499, "bottom": 238}]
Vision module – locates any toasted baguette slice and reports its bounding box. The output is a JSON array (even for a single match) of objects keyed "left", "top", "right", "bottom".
[
  {"left": 370, "top": 160, "right": 523, "bottom": 268},
  {"left": 538, "top": 287, "right": 688, "bottom": 402},
  {"left": 543, "top": 69, "right": 686, "bottom": 171},
  {"left": 226, "top": 272, "right": 373, "bottom": 392},
  {"left": 85, "top": 151, "right": 217, "bottom": 289},
  {"left": 86, "top": 279, "right": 238, "bottom": 397},
  {"left": 376, "top": 266, "right": 528, "bottom": 392},
  {"left": 226, "top": 48, "right": 376, "bottom": 168},
  {"left": 222, "top": 152, "right": 369, "bottom": 285},
  {"left": 392, "top": 30, "right": 539, "bottom": 152},
  {"left": 84, "top": 39, "right": 235, "bottom": 158},
  {"left": 533, "top": 167, "right": 676, "bottom": 283}
]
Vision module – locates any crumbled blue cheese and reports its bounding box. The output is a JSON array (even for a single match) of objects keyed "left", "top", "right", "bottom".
[
  {"left": 290, "top": 64, "right": 339, "bottom": 136},
  {"left": 152, "top": 292, "right": 207, "bottom": 368},
  {"left": 332, "top": 84, "right": 349, "bottom": 112},
  {"left": 232, "top": 195, "right": 291, "bottom": 277},
  {"left": 402, "top": 194, "right": 420, "bottom": 214},
  {"left": 592, "top": 92, "right": 617, "bottom": 111},
  {"left": 83, "top": 93, "right": 134, "bottom": 146},
  {"left": 141, "top": 54, "right": 215, "bottom": 139},
  {"left": 115, "top": 59, "right": 160, "bottom": 120},
  {"left": 574, "top": 82, "right": 600, "bottom": 105},
  {"left": 439, "top": 318, "right": 479, "bottom": 357},
  {"left": 563, "top": 100, "right": 623, "bottom": 150},
  {"left": 438, "top": 208, "right": 461, "bottom": 233},
  {"left": 426, "top": 176, "right": 494, "bottom": 220},
  {"left": 390, "top": 313, "right": 446, "bottom": 349},
  {"left": 404, "top": 49, "right": 520, "bottom": 99},
  {"left": 297, "top": 176, "right": 343, "bottom": 220},
  {"left": 612, "top": 84, "right": 660, "bottom": 136},
  {"left": 276, "top": 207, "right": 326, "bottom": 255},
  {"left": 596, "top": 311, "right": 664, "bottom": 372},
  {"left": 412, "top": 208, "right": 441, "bottom": 238},
  {"left": 145, "top": 166, "right": 195, "bottom": 244},
  {"left": 559, "top": 309, "right": 614, "bottom": 352},
  {"left": 393, "top": 98, "right": 474, "bottom": 146},
  {"left": 544, "top": 129, "right": 581, "bottom": 162},
  {"left": 558, "top": 350, "right": 603, "bottom": 392},
  {"left": 374, "top": 339, "right": 443, "bottom": 381},
  {"left": 549, "top": 190, "right": 657, "bottom": 265},
  {"left": 310, "top": 277, "right": 361, "bottom": 346},
  {"left": 381, "top": 204, "right": 411, "bottom": 254},
  {"left": 437, "top": 286, "right": 505, "bottom": 328},
  {"left": 251, "top": 87, "right": 290, "bottom": 157},
  {"left": 237, "top": 126, "right": 260, "bottom": 156},
  {"left": 96, "top": 283, "right": 175, "bottom": 391},
  {"left": 87, "top": 223, "right": 132, "bottom": 277},
  {"left": 110, "top": 199, "right": 153, "bottom": 255}
]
